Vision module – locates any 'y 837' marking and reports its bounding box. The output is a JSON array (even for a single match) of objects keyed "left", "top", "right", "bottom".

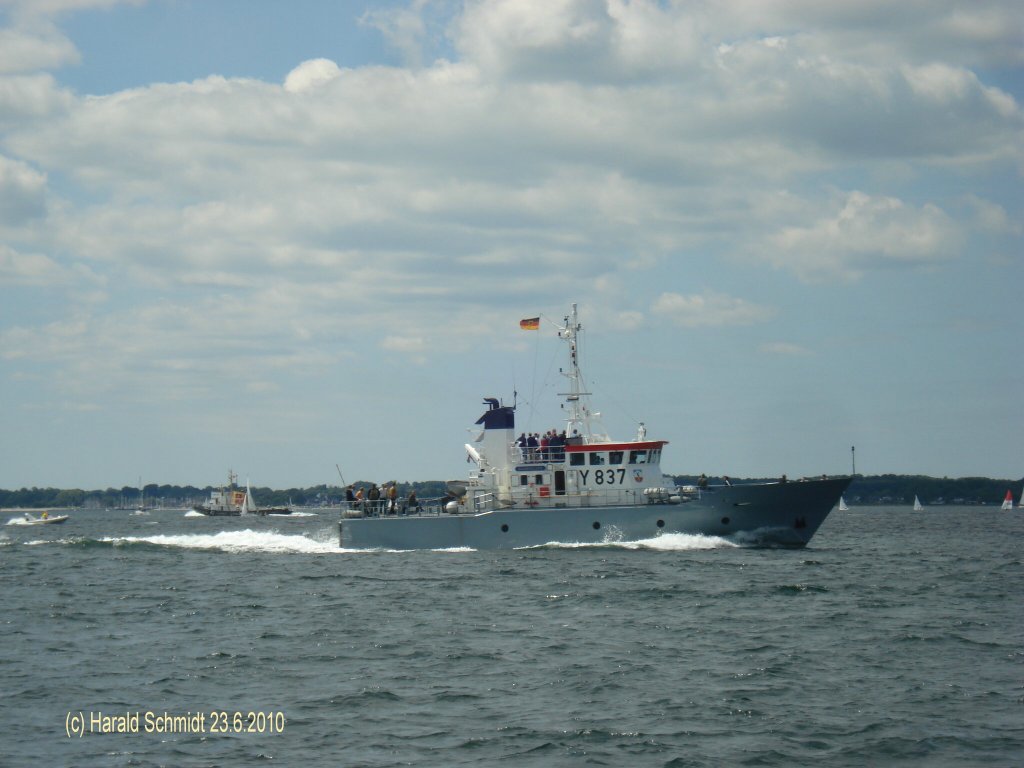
[{"left": 578, "top": 468, "right": 626, "bottom": 486}]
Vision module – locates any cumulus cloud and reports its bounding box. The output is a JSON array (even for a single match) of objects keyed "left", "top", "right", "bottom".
[
  {"left": 766, "top": 191, "right": 962, "bottom": 281},
  {"left": 283, "top": 58, "right": 342, "bottom": 93},
  {"left": 454, "top": 0, "right": 710, "bottom": 86},
  {"left": 360, "top": 0, "right": 431, "bottom": 67},
  {"left": 965, "top": 195, "right": 1019, "bottom": 235},
  {"left": 0, "top": 17, "right": 78, "bottom": 73},
  {"left": 0, "top": 244, "right": 65, "bottom": 284},
  {"left": 0, "top": 154, "right": 47, "bottom": 223},
  {"left": 0, "top": 73, "right": 72, "bottom": 125}
]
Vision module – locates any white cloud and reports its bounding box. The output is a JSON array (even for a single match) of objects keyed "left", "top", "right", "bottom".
[
  {"left": 651, "top": 291, "right": 775, "bottom": 327},
  {"left": 283, "top": 58, "right": 342, "bottom": 93},
  {"left": 0, "top": 73, "right": 71, "bottom": 125},
  {"left": 0, "top": 0, "right": 1019, "bottom": 459},
  {"left": 0, "top": 243, "right": 64, "bottom": 284},
  {"left": 965, "top": 195, "right": 1020, "bottom": 235},
  {"left": 360, "top": 1, "right": 430, "bottom": 67},
  {"left": 0, "top": 17, "right": 78, "bottom": 73},
  {"left": 0, "top": 154, "right": 47, "bottom": 223},
  {"left": 766, "top": 191, "right": 962, "bottom": 281}
]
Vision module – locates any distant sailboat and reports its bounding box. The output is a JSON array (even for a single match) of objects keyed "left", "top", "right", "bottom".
[
  {"left": 245, "top": 480, "right": 259, "bottom": 514},
  {"left": 913, "top": 495, "right": 923, "bottom": 511},
  {"left": 1001, "top": 490, "right": 1014, "bottom": 510},
  {"left": 838, "top": 496, "right": 849, "bottom": 511}
]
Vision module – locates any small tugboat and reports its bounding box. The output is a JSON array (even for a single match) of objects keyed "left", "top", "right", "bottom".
[
  {"left": 339, "top": 304, "right": 849, "bottom": 550},
  {"left": 193, "top": 472, "right": 291, "bottom": 516}
]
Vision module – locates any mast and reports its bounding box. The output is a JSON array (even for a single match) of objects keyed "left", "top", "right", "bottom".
[{"left": 557, "top": 304, "right": 609, "bottom": 443}]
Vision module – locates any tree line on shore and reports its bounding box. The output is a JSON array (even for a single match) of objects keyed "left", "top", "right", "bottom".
[
  {"left": 0, "top": 474, "right": 1019, "bottom": 509},
  {"left": 674, "top": 474, "right": 1020, "bottom": 507}
]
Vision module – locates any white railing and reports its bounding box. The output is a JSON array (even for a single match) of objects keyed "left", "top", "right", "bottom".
[
  {"left": 344, "top": 487, "right": 694, "bottom": 518},
  {"left": 468, "top": 487, "right": 680, "bottom": 512}
]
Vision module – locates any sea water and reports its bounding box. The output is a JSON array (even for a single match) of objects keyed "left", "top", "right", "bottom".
[{"left": 1, "top": 506, "right": 1020, "bottom": 767}]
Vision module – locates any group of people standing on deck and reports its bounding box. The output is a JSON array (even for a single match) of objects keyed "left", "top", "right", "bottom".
[
  {"left": 344, "top": 482, "right": 421, "bottom": 516},
  {"left": 516, "top": 429, "right": 569, "bottom": 462}
]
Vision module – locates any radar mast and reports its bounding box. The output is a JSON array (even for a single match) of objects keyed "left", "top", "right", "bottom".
[{"left": 558, "top": 304, "right": 610, "bottom": 443}]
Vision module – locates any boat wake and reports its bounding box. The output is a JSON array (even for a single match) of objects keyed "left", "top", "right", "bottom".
[
  {"left": 99, "top": 530, "right": 343, "bottom": 554},
  {"left": 521, "top": 532, "right": 738, "bottom": 551}
]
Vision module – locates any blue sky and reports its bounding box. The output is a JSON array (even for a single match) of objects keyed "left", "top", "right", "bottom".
[{"left": 0, "top": 0, "right": 1021, "bottom": 490}]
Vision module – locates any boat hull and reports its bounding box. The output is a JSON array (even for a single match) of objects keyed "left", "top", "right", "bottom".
[
  {"left": 192, "top": 506, "right": 292, "bottom": 516},
  {"left": 339, "top": 478, "right": 850, "bottom": 550},
  {"left": 257, "top": 507, "right": 292, "bottom": 516},
  {"left": 192, "top": 506, "right": 240, "bottom": 517},
  {"left": 21, "top": 515, "right": 69, "bottom": 525}
]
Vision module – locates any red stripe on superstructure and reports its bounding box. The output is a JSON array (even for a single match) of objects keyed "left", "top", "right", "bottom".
[{"left": 564, "top": 440, "right": 668, "bottom": 452}]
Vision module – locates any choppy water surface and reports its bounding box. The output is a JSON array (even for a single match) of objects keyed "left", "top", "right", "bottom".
[{"left": 1, "top": 506, "right": 1020, "bottom": 766}]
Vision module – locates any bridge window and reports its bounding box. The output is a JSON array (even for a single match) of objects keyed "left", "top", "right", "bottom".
[
  {"left": 589, "top": 452, "right": 605, "bottom": 465},
  {"left": 608, "top": 451, "right": 623, "bottom": 465},
  {"left": 519, "top": 475, "right": 529, "bottom": 486},
  {"left": 570, "top": 453, "right": 585, "bottom": 466},
  {"left": 629, "top": 450, "right": 648, "bottom": 464}
]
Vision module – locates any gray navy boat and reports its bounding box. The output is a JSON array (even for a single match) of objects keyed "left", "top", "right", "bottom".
[{"left": 339, "top": 304, "right": 849, "bottom": 550}]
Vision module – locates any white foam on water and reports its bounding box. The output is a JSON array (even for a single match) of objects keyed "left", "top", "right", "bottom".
[
  {"left": 101, "top": 529, "right": 343, "bottom": 554},
  {"left": 618, "top": 532, "right": 738, "bottom": 550},
  {"left": 522, "top": 532, "right": 737, "bottom": 551}
]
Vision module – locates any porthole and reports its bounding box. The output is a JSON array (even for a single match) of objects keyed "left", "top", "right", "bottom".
[
  {"left": 656, "top": 519, "right": 665, "bottom": 528},
  {"left": 592, "top": 521, "right": 601, "bottom": 530},
  {"left": 500, "top": 524, "right": 509, "bottom": 533},
  {"left": 721, "top": 517, "right": 730, "bottom": 525}
]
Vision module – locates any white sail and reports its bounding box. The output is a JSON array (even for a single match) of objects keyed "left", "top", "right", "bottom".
[
  {"left": 913, "top": 495, "right": 923, "bottom": 511},
  {"left": 838, "top": 496, "right": 848, "bottom": 511},
  {"left": 244, "top": 480, "right": 258, "bottom": 514},
  {"left": 1001, "top": 490, "right": 1014, "bottom": 510}
]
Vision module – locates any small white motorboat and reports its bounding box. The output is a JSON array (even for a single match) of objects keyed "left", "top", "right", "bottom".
[{"left": 18, "top": 512, "right": 70, "bottom": 525}]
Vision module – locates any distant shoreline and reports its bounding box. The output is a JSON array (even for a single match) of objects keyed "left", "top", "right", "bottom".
[{"left": 1, "top": 473, "right": 1019, "bottom": 510}]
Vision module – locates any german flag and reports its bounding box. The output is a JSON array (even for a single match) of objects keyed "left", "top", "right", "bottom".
[{"left": 519, "top": 317, "right": 540, "bottom": 330}]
